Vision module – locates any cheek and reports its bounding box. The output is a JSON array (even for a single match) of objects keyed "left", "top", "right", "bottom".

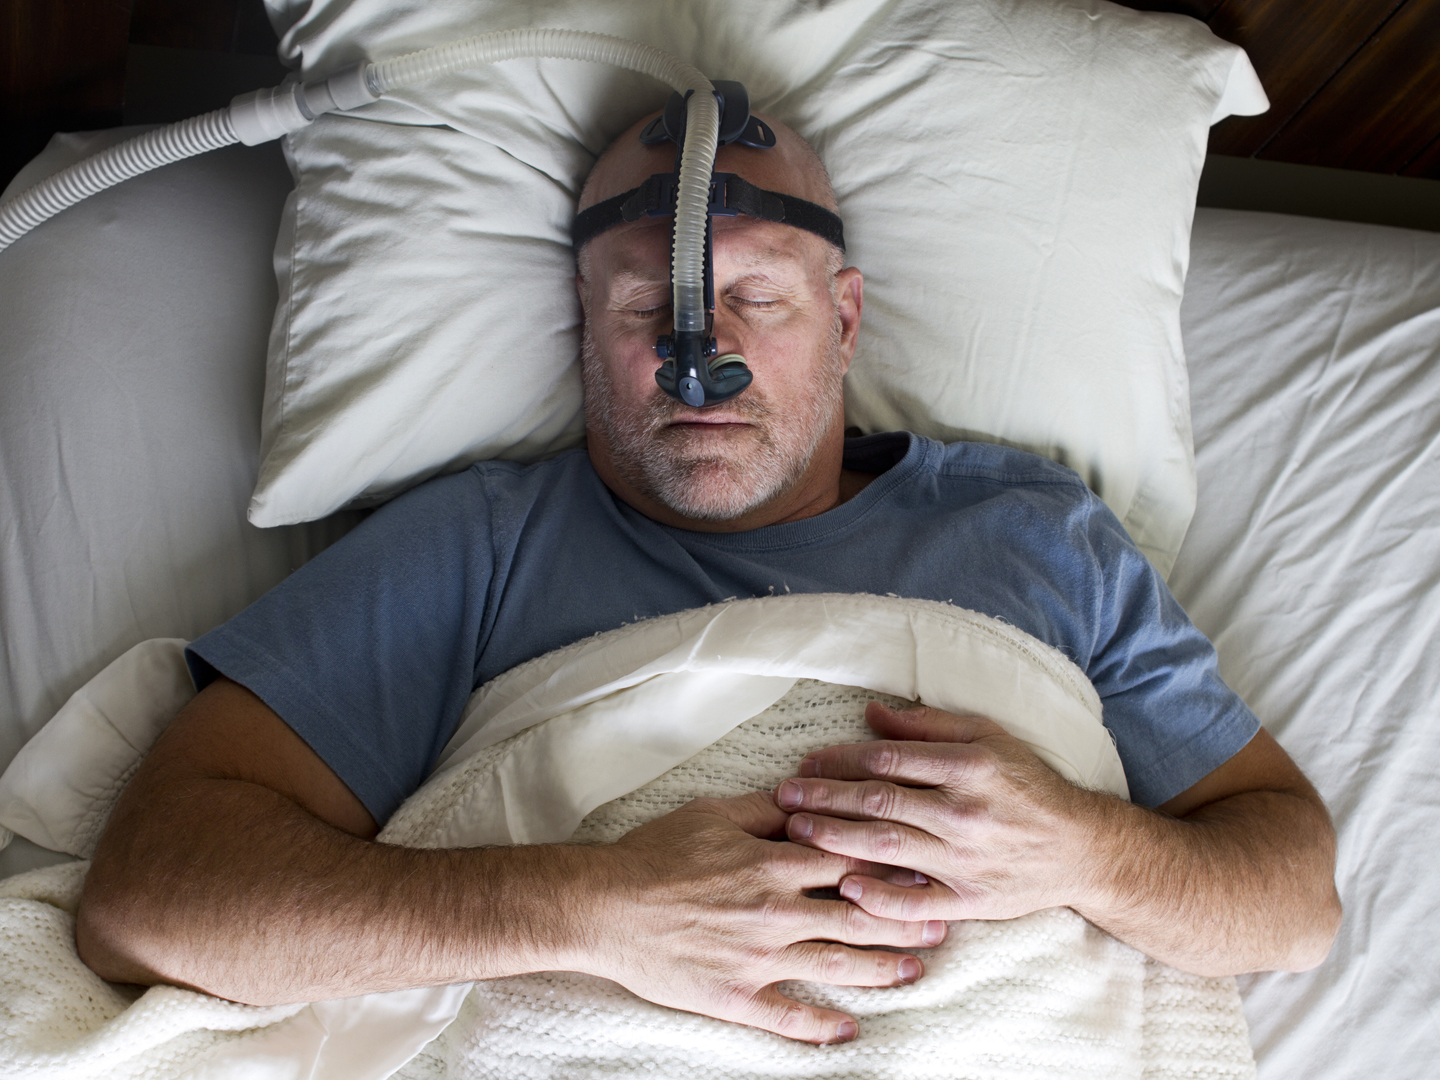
[
  {"left": 592, "top": 317, "right": 660, "bottom": 380},
  {"left": 751, "top": 318, "right": 836, "bottom": 391}
]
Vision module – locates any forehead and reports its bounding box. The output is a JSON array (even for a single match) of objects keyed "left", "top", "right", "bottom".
[
  {"left": 589, "top": 214, "right": 827, "bottom": 294},
  {"left": 578, "top": 111, "right": 834, "bottom": 213},
  {"left": 579, "top": 113, "right": 836, "bottom": 289}
]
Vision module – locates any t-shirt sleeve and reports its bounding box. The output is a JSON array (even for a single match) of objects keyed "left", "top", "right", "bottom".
[
  {"left": 186, "top": 470, "right": 494, "bottom": 824},
  {"left": 1079, "top": 499, "right": 1261, "bottom": 808}
]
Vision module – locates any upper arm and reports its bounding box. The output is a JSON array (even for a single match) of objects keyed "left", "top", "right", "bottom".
[
  {"left": 1156, "top": 726, "right": 1323, "bottom": 820},
  {"left": 183, "top": 471, "right": 495, "bottom": 825},
  {"left": 110, "top": 676, "right": 378, "bottom": 841}
]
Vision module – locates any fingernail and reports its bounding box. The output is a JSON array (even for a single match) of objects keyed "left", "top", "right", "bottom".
[
  {"left": 839, "top": 878, "right": 862, "bottom": 901},
  {"left": 835, "top": 1020, "right": 858, "bottom": 1042},
  {"left": 897, "top": 956, "right": 921, "bottom": 983},
  {"left": 790, "top": 814, "right": 814, "bottom": 840},
  {"left": 923, "top": 920, "right": 946, "bottom": 946},
  {"left": 798, "top": 757, "right": 819, "bottom": 778},
  {"left": 776, "top": 780, "right": 802, "bottom": 810},
  {"left": 913, "top": 872, "right": 928, "bottom": 885}
]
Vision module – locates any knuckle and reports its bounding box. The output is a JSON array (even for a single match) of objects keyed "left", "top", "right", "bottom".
[
  {"left": 753, "top": 891, "right": 791, "bottom": 929},
  {"left": 949, "top": 746, "right": 995, "bottom": 786},
  {"left": 877, "top": 950, "right": 903, "bottom": 980},
  {"left": 898, "top": 890, "right": 931, "bottom": 922},
  {"left": 770, "top": 997, "right": 817, "bottom": 1037},
  {"left": 865, "top": 741, "right": 900, "bottom": 776},
  {"left": 971, "top": 746, "right": 1001, "bottom": 777},
  {"left": 819, "top": 944, "right": 853, "bottom": 981},
  {"left": 872, "top": 821, "right": 906, "bottom": 861},
  {"left": 860, "top": 781, "right": 897, "bottom": 819}
]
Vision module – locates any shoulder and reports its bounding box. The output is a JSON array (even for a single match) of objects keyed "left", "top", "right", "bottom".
[
  {"left": 374, "top": 448, "right": 596, "bottom": 521},
  {"left": 933, "top": 439, "right": 1093, "bottom": 495},
  {"left": 910, "top": 436, "right": 1146, "bottom": 583},
  {"left": 909, "top": 437, "right": 1109, "bottom": 535}
]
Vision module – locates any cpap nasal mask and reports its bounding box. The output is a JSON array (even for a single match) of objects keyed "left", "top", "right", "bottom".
[
  {"left": 0, "top": 28, "right": 844, "bottom": 410},
  {"left": 572, "top": 82, "right": 845, "bottom": 407}
]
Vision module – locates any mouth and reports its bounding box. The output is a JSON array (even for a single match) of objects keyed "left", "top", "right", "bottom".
[{"left": 665, "top": 411, "right": 752, "bottom": 428}]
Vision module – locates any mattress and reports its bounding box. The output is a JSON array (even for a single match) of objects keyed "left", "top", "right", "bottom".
[
  {"left": 1170, "top": 208, "right": 1440, "bottom": 1079},
  {"left": 1, "top": 126, "right": 1437, "bottom": 1075}
]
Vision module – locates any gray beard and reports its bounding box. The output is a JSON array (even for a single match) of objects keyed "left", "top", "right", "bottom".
[{"left": 581, "top": 324, "right": 845, "bottom": 523}]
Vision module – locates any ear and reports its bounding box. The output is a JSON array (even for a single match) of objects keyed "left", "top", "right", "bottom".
[{"left": 835, "top": 266, "right": 863, "bottom": 372}]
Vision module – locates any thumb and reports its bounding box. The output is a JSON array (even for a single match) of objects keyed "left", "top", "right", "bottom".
[
  {"left": 865, "top": 701, "right": 1003, "bottom": 744},
  {"left": 680, "top": 791, "right": 790, "bottom": 839}
]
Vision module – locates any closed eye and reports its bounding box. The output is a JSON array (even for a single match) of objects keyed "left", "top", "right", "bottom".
[{"left": 727, "top": 296, "right": 783, "bottom": 312}]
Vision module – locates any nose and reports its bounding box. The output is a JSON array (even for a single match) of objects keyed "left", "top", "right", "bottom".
[{"left": 709, "top": 302, "right": 745, "bottom": 362}]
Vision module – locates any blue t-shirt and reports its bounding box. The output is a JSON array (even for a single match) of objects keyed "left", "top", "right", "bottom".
[{"left": 188, "top": 433, "right": 1258, "bottom": 822}]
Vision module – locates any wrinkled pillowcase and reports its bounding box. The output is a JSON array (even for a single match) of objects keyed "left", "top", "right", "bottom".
[{"left": 254, "top": 0, "right": 1266, "bottom": 576}]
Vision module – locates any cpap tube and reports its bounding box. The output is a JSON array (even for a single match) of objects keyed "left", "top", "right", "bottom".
[{"left": 0, "top": 28, "right": 719, "bottom": 337}]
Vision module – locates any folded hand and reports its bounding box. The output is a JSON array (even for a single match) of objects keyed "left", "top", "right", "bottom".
[
  {"left": 773, "top": 702, "right": 1104, "bottom": 924},
  {"left": 589, "top": 790, "right": 946, "bottom": 1044}
]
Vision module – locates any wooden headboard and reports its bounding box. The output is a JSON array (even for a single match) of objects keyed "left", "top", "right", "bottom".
[
  {"left": 3, "top": 0, "right": 1439, "bottom": 188},
  {"left": 1122, "top": 0, "right": 1440, "bottom": 177}
]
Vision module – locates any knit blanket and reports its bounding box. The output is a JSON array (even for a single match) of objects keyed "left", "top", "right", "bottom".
[{"left": 0, "top": 594, "right": 1256, "bottom": 1079}]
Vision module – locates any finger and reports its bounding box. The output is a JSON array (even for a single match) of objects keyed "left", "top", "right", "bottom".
[
  {"left": 795, "top": 703, "right": 1003, "bottom": 784},
  {"left": 787, "top": 811, "right": 940, "bottom": 869},
  {"left": 781, "top": 940, "right": 925, "bottom": 990},
  {"left": 803, "top": 896, "right": 948, "bottom": 948},
  {"left": 797, "top": 734, "right": 982, "bottom": 788},
  {"left": 776, "top": 777, "right": 944, "bottom": 830},
  {"left": 881, "top": 866, "right": 929, "bottom": 888},
  {"left": 769, "top": 836, "right": 908, "bottom": 891},
  {"left": 837, "top": 874, "right": 968, "bottom": 924},
  {"left": 736, "top": 985, "right": 859, "bottom": 1045},
  {"left": 680, "top": 791, "right": 790, "bottom": 839}
]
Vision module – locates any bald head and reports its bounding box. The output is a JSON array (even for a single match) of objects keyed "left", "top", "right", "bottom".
[
  {"left": 571, "top": 106, "right": 865, "bottom": 534},
  {"left": 577, "top": 111, "right": 842, "bottom": 283},
  {"left": 578, "top": 110, "right": 838, "bottom": 215}
]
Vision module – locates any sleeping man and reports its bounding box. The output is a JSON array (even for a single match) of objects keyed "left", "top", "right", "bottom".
[{"left": 76, "top": 113, "right": 1341, "bottom": 1048}]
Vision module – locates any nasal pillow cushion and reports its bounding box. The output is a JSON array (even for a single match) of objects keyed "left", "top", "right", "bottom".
[{"left": 257, "top": 0, "right": 1265, "bottom": 576}]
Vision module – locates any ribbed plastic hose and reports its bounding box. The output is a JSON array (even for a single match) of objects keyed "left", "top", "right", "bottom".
[
  {"left": 0, "top": 110, "right": 238, "bottom": 252},
  {"left": 367, "top": 29, "right": 717, "bottom": 333},
  {"left": 0, "top": 28, "right": 718, "bottom": 335}
]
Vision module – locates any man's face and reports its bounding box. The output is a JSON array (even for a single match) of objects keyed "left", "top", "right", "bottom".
[
  {"left": 577, "top": 125, "right": 863, "bottom": 530},
  {"left": 581, "top": 216, "right": 847, "bottom": 523}
]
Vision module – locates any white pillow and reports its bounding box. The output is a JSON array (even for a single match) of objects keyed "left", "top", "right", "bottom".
[{"left": 256, "top": 0, "right": 1266, "bottom": 575}]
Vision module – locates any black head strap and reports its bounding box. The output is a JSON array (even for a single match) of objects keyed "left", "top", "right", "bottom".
[{"left": 573, "top": 172, "right": 845, "bottom": 252}]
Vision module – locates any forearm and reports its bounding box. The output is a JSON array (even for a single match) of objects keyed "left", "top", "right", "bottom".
[
  {"left": 78, "top": 778, "right": 599, "bottom": 1005},
  {"left": 1074, "top": 788, "right": 1341, "bottom": 976}
]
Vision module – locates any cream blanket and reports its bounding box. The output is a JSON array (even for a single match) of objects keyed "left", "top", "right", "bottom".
[{"left": 0, "top": 594, "right": 1255, "bottom": 1079}]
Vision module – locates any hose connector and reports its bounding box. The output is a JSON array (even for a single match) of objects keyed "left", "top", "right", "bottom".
[
  {"left": 229, "top": 81, "right": 312, "bottom": 145},
  {"left": 229, "top": 63, "right": 379, "bottom": 146},
  {"left": 303, "top": 63, "right": 380, "bottom": 115}
]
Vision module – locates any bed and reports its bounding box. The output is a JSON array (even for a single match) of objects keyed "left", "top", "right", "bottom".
[{"left": 1, "top": 2, "right": 1437, "bottom": 1077}]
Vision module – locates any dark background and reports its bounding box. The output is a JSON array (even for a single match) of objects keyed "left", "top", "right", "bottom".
[{"left": 3, "top": 0, "right": 1439, "bottom": 229}]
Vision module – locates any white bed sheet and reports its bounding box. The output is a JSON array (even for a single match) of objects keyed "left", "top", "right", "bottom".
[
  {"left": 2, "top": 130, "right": 1438, "bottom": 1076},
  {"left": 1171, "top": 208, "right": 1440, "bottom": 1080},
  {"left": 0, "top": 132, "right": 356, "bottom": 852}
]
